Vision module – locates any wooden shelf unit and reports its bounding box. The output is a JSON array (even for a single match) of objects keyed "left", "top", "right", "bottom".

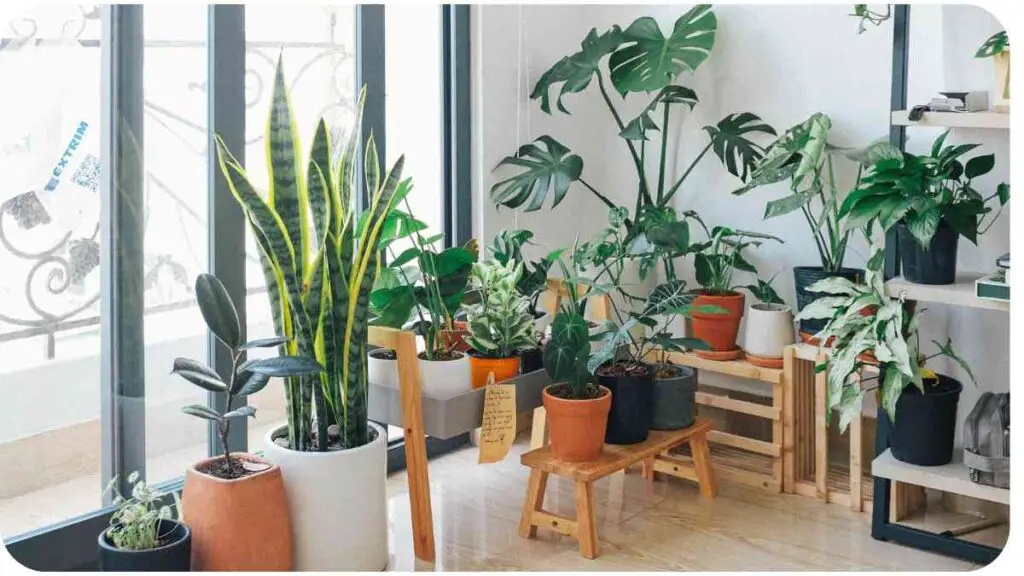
[
  {"left": 891, "top": 110, "right": 1009, "bottom": 129},
  {"left": 873, "top": 449, "right": 1009, "bottom": 506},
  {"left": 885, "top": 275, "right": 1009, "bottom": 312}
]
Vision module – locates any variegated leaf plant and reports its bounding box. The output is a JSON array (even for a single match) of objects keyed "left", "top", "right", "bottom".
[
  {"left": 464, "top": 260, "right": 537, "bottom": 359},
  {"left": 214, "top": 56, "right": 409, "bottom": 451}
]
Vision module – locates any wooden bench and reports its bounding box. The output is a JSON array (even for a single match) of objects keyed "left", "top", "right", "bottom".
[{"left": 518, "top": 418, "right": 716, "bottom": 559}]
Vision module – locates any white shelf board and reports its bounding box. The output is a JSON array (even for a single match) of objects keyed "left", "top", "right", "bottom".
[
  {"left": 891, "top": 110, "right": 1009, "bottom": 129},
  {"left": 873, "top": 448, "right": 1009, "bottom": 505},
  {"left": 885, "top": 274, "right": 1009, "bottom": 312}
]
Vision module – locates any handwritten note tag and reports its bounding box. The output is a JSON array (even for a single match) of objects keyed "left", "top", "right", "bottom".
[{"left": 478, "top": 372, "right": 516, "bottom": 464}]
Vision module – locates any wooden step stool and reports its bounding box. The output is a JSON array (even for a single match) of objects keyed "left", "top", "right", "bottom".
[{"left": 518, "top": 418, "right": 716, "bottom": 559}]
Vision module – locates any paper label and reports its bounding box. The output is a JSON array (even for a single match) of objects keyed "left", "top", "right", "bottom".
[{"left": 478, "top": 372, "right": 516, "bottom": 464}]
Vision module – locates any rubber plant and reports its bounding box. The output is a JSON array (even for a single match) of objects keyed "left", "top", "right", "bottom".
[
  {"left": 794, "top": 246, "right": 977, "bottom": 430},
  {"left": 490, "top": 5, "right": 775, "bottom": 260},
  {"left": 214, "top": 56, "right": 408, "bottom": 451}
]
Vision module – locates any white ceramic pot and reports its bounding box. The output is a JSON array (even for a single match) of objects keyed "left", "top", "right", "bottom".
[
  {"left": 418, "top": 350, "right": 471, "bottom": 399},
  {"left": 263, "top": 423, "right": 389, "bottom": 571},
  {"left": 744, "top": 303, "right": 795, "bottom": 359},
  {"left": 367, "top": 348, "right": 399, "bottom": 388}
]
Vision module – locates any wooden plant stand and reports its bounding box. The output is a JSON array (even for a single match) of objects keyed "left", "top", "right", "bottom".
[{"left": 518, "top": 418, "right": 715, "bottom": 559}]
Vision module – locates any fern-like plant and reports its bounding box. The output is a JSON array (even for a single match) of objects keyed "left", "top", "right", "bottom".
[{"left": 464, "top": 260, "right": 537, "bottom": 358}]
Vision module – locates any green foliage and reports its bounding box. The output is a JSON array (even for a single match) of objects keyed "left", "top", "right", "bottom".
[
  {"left": 488, "top": 229, "right": 562, "bottom": 317},
  {"left": 490, "top": 136, "right": 584, "bottom": 212},
  {"left": 464, "top": 261, "right": 537, "bottom": 358},
  {"left": 849, "top": 4, "right": 892, "bottom": 34},
  {"left": 215, "top": 55, "right": 404, "bottom": 451},
  {"left": 103, "top": 472, "right": 179, "bottom": 551},
  {"left": 838, "top": 131, "right": 1009, "bottom": 247},
  {"left": 691, "top": 222, "right": 783, "bottom": 298},
  {"left": 543, "top": 272, "right": 593, "bottom": 399},
  {"left": 174, "top": 274, "right": 322, "bottom": 466},
  {"left": 975, "top": 31, "right": 1009, "bottom": 58}
]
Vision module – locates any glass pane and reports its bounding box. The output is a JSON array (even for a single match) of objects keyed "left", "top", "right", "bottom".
[
  {"left": 142, "top": 5, "right": 209, "bottom": 486},
  {"left": 0, "top": 5, "right": 104, "bottom": 537},
  {"left": 242, "top": 4, "right": 357, "bottom": 453}
]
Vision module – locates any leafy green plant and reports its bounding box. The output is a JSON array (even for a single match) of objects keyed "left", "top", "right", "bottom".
[
  {"left": 103, "top": 472, "right": 180, "bottom": 551},
  {"left": 172, "top": 274, "right": 322, "bottom": 472},
  {"left": 464, "top": 260, "right": 537, "bottom": 358},
  {"left": 976, "top": 31, "right": 1009, "bottom": 58},
  {"left": 689, "top": 218, "right": 784, "bottom": 300},
  {"left": 733, "top": 113, "right": 897, "bottom": 273},
  {"left": 838, "top": 131, "right": 1010, "bottom": 248},
  {"left": 488, "top": 229, "right": 562, "bottom": 318},
  {"left": 543, "top": 270, "right": 594, "bottom": 400},
  {"left": 490, "top": 5, "right": 774, "bottom": 249},
  {"left": 850, "top": 4, "right": 892, "bottom": 34},
  {"left": 795, "top": 246, "right": 976, "bottom": 430},
  {"left": 214, "top": 56, "right": 407, "bottom": 451}
]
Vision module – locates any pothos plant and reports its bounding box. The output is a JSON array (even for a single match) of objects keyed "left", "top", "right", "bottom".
[
  {"left": 794, "top": 247, "right": 976, "bottom": 430},
  {"left": 464, "top": 260, "right": 537, "bottom": 359},
  {"left": 490, "top": 5, "right": 775, "bottom": 250}
]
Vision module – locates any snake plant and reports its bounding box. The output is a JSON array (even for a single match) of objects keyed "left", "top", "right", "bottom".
[{"left": 214, "top": 56, "right": 409, "bottom": 451}]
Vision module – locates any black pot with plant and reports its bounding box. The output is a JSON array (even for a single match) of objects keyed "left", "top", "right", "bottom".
[
  {"left": 885, "top": 369, "right": 964, "bottom": 466},
  {"left": 98, "top": 473, "right": 191, "bottom": 571}
]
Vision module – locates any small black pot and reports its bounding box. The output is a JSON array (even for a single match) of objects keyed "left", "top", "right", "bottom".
[
  {"left": 595, "top": 364, "right": 655, "bottom": 444},
  {"left": 888, "top": 373, "right": 963, "bottom": 466},
  {"left": 793, "top": 266, "right": 864, "bottom": 336},
  {"left": 650, "top": 365, "right": 698, "bottom": 430},
  {"left": 98, "top": 519, "right": 192, "bottom": 571},
  {"left": 897, "top": 220, "right": 959, "bottom": 285},
  {"left": 519, "top": 346, "right": 544, "bottom": 374}
]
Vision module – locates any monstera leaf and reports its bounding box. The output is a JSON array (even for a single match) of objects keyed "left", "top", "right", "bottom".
[
  {"left": 490, "top": 136, "right": 583, "bottom": 211},
  {"left": 609, "top": 5, "right": 717, "bottom": 95},
  {"left": 620, "top": 85, "right": 698, "bottom": 141},
  {"left": 530, "top": 26, "right": 623, "bottom": 114},
  {"left": 703, "top": 112, "right": 777, "bottom": 181}
]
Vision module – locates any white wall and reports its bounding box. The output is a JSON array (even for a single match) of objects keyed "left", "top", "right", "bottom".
[{"left": 472, "top": 5, "right": 1010, "bottom": 421}]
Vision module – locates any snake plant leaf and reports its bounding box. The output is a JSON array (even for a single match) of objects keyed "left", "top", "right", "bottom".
[
  {"left": 195, "top": 273, "right": 241, "bottom": 349},
  {"left": 490, "top": 136, "right": 583, "bottom": 211},
  {"left": 530, "top": 26, "right": 623, "bottom": 114},
  {"left": 233, "top": 369, "right": 273, "bottom": 396},
  {"left": 240, "top": 336, "right": 290, "bottom": 350},
  {"left": 703, "top": 112, "right": 777, "bottom": 181},
  {"left": 267, "top": 56, "right": 309, "bottom": 281},
  {"left": 364, "top": 132, "right": 381, "bottom": 201},
  {"left": 172, "top": 358, "right": 228, "bottom": 393},
  {"left": 182, "top": 404, "right": 224, "bottom": 422},
  {"left": 975, "top": 31, "right": 1009, "bottom": 58},
  {"left": 308, "top": 119, "right": 333, "bottom": 245},
  {"left": 609, "top": 5, "right": 717, "bottom": 95}
]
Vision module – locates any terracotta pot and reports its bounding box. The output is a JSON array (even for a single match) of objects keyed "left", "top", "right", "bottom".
[
  {"left": 182, "top": 453, "right": 292, "bottom": 570},
  {"left": 469, "top": 354, "right": 521, "bottom": 388},
  {"left": 691, "top": 292, "right": 745, "bottom": 359},
  {"left": 542, "top": 385, "right": 612, "bottom": 462}
]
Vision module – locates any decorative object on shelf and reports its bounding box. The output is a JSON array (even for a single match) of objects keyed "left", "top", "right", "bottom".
[
  {"left": 734, "top": 113, "right": 891, "bottom": 337},
  {"left": 743, "top": 302, "right": 795, "bottom": 369},
  {"left": 541, "top": 273, "right": 609, "bottom": 462},
  {"left": 216, "top": 56, "right": 406, "bottom": 571},
  {"left": 839, "top": 131, "right": 1010, "bottom": 285},
  {"left": 964, "top": 392, "right": 1010, "bottom": 488},
  {"left": 465, "top": 260, "right": 538, "bottom": 388},
  {"left": 797, "top": 245, "right": 977, "bottom": 466},
  {"left": 175, "top": 274, "right": 320, "bottom": 570},
  {"left": 975, "top": 272, "right": 1010, "bottom": 302},
  {"left": 691, "top": 223, "right": 784, "bottom": 360},
  {"left": 850, "top": 4, "right": 891, "bottom": 34},
  {"left": 98, "top": 472, "right": 191, "bottom": 572},
  {"left": 908, "top": 92, "right": 989, "bottom": 119},
  {"left": 976, "top": 30, "right": 1010, "bottom": 112}
]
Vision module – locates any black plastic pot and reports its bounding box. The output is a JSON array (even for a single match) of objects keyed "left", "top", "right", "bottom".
[
  {"left": 888, "top": 372, "right": 963, "bottom": 466},
  {"left": 98, "top": 519, "right": 192, "bottom": 571},
  {"left": 793, "top": 266, "right": 864, "bottom": 336},
  {"left": 650, "top": 365, "right": 697, "bottom": 431},
  {"left": 897, "top": 220, "right": 959, "bottom": 285},
  {"left": 519, "top": 346, "right": 544, "bottom": 374},
  {"left": 595, "top": 364, "right": 655, "bottom": 444}
]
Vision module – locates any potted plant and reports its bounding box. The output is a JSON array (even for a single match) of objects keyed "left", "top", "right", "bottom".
[
  {"left": 542, "top": 262, "right": 609, "bottom": 462},
  {"left": 976, "top": 31, "right": 1009, "bottom": 111},
  {"left": 838, "top": 130, "right": 1009, "bottom": 285},
  {"left": 215, "top": 56, "right": 404, "bottom": 570},
  {"left": 98, "top": 473, "right": 190, "bottom": 572},
  {"left": 464, "top": 260, "right": 538, "bottom": 388},
  {"left": 690, "top": 222, "right": 784, "bottom": 360},
  {"left": 741, "top": 277, "right": 794, "bottom": 369},
  {"left": 174, "top": 274, "right": 322, "bottom": 570},
  {"left": 797, "top": 246, "right": 977, "bottom": 466}
]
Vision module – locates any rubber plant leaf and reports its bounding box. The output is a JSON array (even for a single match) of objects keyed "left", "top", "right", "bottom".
[{"left": 195, "top": 273, "right": 242, "bottom": 349}]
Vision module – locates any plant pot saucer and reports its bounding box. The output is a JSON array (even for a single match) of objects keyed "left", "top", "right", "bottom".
[
  {"left": 799, "top": 331, "right": 836, "bottom": 348},
  {"left": 694, "top": 347, "right": 744, "bottom": 361},
  {"left": 746, "top": 353, "right": 784, "bottom": 369}
]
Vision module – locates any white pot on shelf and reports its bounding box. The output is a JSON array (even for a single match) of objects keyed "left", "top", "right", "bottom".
[
  {"left": 263, "top": 422, "right": 388, "bottom": 571},
  {"left": 743, "top": 303, "right": 795, "bottom": 359},
  {"left": 418, "top": 350, "right": 471, "bottom": 398},
  {"left": 367, "top": 348, "right": 399, "bottom": 388}
]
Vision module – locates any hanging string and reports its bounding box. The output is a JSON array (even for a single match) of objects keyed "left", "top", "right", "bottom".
[{"left": 513, "top": 4, "right": 523, "bottom": 231}]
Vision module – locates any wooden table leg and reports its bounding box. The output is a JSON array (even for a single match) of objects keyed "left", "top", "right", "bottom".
[
  {"left": 782, "top": 346, "right": 796, "bottom": 493},
  {"left": 530, "top": 407, "right": 548, "bottom": 449},
  {"left": 642, "top": 456, "right": 656, "bottom": 482},
  {"left": 519, "top": 469, "right": 549, "bottom": 538},
  {"left": 574, "top": 481, "right": 599, "bottom": 559},
  {"left": 814, "top": 352, "right": 829, "bottom": 502},
  {"left": 691, "top": 434, "right": 717, "bottom": 499},
  {"left": 396, "top": 332, "right": 436, "bottom": 563}
]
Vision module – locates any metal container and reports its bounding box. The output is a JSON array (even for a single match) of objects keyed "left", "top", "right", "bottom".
[{"left": 963, "top": 392, "right": 1009, "bottom": 489}]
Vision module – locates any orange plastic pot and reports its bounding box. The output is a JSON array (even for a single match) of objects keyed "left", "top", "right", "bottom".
[
  {"left": 543, "top": 385, "right": 612, "bottom": 462},
  {"left": 182, "top": 453, "right": 292, "bottom": 570},
  {"left": 469, "top": 354, "right": 520, "bottom": 388},
  {"left": 691, "top": 292, "right": 745, "bottom": 359}
]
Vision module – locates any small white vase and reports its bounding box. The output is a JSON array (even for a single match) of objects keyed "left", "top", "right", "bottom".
[
  {"left": 744, "top": 303, "right": 795, "bottom": 359},
  {"left": 418, "top": 350, "right": 471, "bottom": 399},
  {"left": 367, "top": 348, "right": 399, "bottom": 388}
]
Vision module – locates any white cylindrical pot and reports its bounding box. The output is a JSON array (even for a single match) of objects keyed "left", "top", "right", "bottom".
[
  {"left": 744, "top": 303, "right": 795, "bottom": 359},
  {"left": 418, "top": 350, "right": 471, "bottom": 398},
  {"left": 263, "top": 422, "right": 388, "bottom": 571},
  {"left": 368, "top": 348, "right": 399, "bottom": 388}
]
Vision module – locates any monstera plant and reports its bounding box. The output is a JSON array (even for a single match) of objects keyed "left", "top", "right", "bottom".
[{"left": 490, "top": 5, "right": 775, "bottom": 254}]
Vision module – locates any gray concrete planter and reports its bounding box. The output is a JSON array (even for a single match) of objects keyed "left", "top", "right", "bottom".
[{"left": 650, "top": 365, "right": 698, "bottom": 431}]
